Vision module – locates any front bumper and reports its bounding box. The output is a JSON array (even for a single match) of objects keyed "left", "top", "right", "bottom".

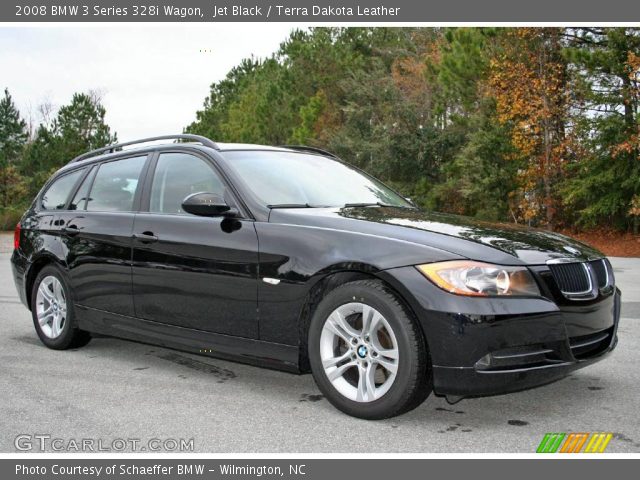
[{"left": 380, "top": 266, "right": 621, "bottom": 398}]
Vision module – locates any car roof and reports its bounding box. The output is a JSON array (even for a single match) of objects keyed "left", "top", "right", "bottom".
[
  {"left": 54, "top": 140, "right": 332, "bottom": 178},
  {"left": 60, "top": 142, "right": 285, "bottom": 167},
  {"left": 216, "top": 143, "right": 290, "bottom": 151}
]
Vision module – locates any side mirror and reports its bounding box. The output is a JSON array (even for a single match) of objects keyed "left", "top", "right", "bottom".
[{"left": 181, "top": 192, "right": 237, "bottom": 217}]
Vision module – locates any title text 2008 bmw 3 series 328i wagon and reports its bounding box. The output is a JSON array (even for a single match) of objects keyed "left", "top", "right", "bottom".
[{"left": 11, "top": 134, "right": 621, "bottom": 419}]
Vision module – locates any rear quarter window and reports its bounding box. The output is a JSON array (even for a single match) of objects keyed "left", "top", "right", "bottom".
[
  {"left": 40, "top": 169, "right": 86, "bottom": 210},
  {"left": 69, "top": 167, "right": 95, "bottom": 211}
]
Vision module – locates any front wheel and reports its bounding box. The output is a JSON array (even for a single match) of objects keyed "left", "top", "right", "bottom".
[{"left": 308, "top": 279, "right": 432, "bottom": 419}]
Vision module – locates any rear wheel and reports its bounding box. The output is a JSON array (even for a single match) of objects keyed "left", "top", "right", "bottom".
[
  {"left": 308, "top": 279, "right": 431, "bottom": 419},
  {"left": 31, "top": 265, "right": 91, "bottom": 350}
]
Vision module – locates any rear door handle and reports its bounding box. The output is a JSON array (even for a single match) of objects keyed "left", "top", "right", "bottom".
[{"left": 133, "top": 232, "right": 159, "bottom": 243}]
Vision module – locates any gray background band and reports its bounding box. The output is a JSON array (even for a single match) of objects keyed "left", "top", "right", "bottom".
[
  {"left": 4, "top": 459, "right": 640, "bottom": 479},
  {"left": 3, "top": 0, "right": 640, "bottom": 22}
]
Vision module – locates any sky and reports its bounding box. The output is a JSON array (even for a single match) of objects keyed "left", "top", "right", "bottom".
[{"left": 0, "top": 25, "right": 296, "bottom": 140}]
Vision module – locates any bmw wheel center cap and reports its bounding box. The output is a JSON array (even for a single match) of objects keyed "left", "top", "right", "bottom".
[{"left": 357, "top": 345, "right": 368, "bottom": 358}]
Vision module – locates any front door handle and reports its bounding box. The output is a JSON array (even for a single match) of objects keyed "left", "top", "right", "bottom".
[
  {"left": 61, "top": 225, "right": 81, "bottom": 236},
  {"left": 133, "top": 232, "right": 159, "bottom": 243}
]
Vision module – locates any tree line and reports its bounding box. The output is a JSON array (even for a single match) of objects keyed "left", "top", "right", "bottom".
[
  {"left": 2, "top": 28, "right": 639, "bottom": 233},
  {"left": 0, "top": 89, "right": 115, "bottom": 228}
]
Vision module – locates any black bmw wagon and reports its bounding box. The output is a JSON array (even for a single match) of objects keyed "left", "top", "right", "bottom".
[{"left": 11, "top": 134, "right": 621, "bottom": 419}]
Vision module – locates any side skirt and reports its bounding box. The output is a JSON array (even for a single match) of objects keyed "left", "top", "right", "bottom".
[{"left": 75, "top": 305, "right": 301, "bottom": 373}]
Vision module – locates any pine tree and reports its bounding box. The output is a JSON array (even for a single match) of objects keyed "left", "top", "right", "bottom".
[
  {"left": 21, "top": 92, "right": 116, "bottom": 197},
  {"left": 0, "top": 88, "right": 28, "bottom": 208},
  {"left": 563, "top": 28, "right": 640, "bottom": 231},
  {"left": 56, "top": 92, "right": 115, "bottom": 154}
]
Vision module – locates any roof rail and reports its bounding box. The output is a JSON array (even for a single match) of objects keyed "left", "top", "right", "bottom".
[
  {"left": 68, "top": 134, "right": 219, "bottom": 164},
  {"left": 279, "top": 145, "right": 338, "bottom": 159}
]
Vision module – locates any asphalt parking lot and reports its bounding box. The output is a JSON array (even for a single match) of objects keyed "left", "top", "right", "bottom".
[{"left": 1, "top": 233, "right": 639, "bottom": 453}]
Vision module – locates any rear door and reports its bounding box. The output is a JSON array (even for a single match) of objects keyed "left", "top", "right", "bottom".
[
  {"left": 58, "top": 155, "right": 149, "bottom": 317},
  {"left": 29, "top": 167, "right": 89, "bottom": 264},
  {"left": 131, "top": 150, "right": 260, "bottom": 338}
]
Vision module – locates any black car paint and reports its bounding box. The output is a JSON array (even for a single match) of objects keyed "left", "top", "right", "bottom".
[
  {"left": 59, "top": 211, "right": 138, "bottom": 317},
  {"left": 131, "top": 212, "right": 260, "bottom": 337},
  {"left": 379, "top": 265, "right": 620, "bottom": 396},
  {"left": 268, "top": 206, "right": 604, "bottom": 266},
  {"left": 11, "top": 143, "right": 620, "bottom": 398}
]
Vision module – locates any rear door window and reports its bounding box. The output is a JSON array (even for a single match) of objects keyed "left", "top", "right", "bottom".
[
  {"left": 86, "top": 156, "right": 147, "bottom": 212},
  {"left": 40, "top": 168, "right": 86, "bottom": 210}
]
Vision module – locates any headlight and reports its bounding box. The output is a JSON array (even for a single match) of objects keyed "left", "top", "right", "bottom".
[{"left": 416, "top": 260, "right": 541, "bottom": 297}]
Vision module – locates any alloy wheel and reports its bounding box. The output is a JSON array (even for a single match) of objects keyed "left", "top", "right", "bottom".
[
  {"left": 35, "top": 275, "right": 67, "bottom": 339},
  {"left": 319, "top": 302, "right": 399, "bottom": 402}
]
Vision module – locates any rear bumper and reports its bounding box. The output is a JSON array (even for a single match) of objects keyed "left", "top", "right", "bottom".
[
  {"left": 11, "top": 249, "right": 29, "bottom": 308},
  {"left": 380, "top": 266, "right": 621, "bottom": 398}
]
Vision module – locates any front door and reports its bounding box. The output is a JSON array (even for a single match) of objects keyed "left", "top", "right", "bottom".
[{"left": 131, "top": 151, "right": 259, "bottom": 338}]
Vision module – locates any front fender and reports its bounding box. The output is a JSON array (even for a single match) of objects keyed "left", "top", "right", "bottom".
[{"left": 254, "top": 222, "right": 461, "bottom": 345}]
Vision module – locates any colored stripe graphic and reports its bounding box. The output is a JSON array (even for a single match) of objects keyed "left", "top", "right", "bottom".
[
  {"left": 584, "top": 433, "right": 613, "bottom": 453},
  {"left": 537, "top": 433, "right": 566, "bottom": 453},
  {"left": 560, "top": 433, "right": 589, "bottom": 453},
  {"left": 573, "top": 433, "right": 589, "bottom": 453},
  {"left": 537, "top": 433, "right": 613, "bottom": 453},
  {"left": 536, "top": 433, "right": 552, "bottom": 453},
  {"left": 560, "top": 433, "right": 577, "bottom": 453}
]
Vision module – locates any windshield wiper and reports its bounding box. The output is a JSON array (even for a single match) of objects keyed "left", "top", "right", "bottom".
[
  {"left": 343, "top": 202, "right": 415, "bottom": 209},
  {"left": 267, "top": 203, "right": 329, "bottom": 209},
  {"left": 268, "top": 202, "right": 415, "bottom": 209}
]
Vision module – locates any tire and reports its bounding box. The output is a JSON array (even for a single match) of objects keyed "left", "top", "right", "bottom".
[
  {"left": 30, "top": 264, "right": 91, "bottom": 350},
  {"left": 308, "top": 279, "right": 431, "bottom": 419}
]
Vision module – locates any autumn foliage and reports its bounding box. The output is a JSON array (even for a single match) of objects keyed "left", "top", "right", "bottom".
[{"left": 488, "top": 28, "right": 569, "bottom": 229}]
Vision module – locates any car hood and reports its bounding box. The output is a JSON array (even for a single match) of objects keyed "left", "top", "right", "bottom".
[{"left": 269, "top": 206, "right": 603, "bottom": 266}]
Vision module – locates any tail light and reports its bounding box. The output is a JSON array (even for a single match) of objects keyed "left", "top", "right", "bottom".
[{"left": 14, "top": 223, "right": 21, "bottom": 250}]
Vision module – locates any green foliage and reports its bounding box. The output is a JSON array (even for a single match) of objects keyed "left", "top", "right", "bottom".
[
  {"left": 290, "top": 91, "right": 327, "bottom": 145},
  {"left": 0, "top": 88, "right": 28, "bottom": 162},
  {"left": 436, "top": 28, "right": 493, "bottom": 112},
  {"left": 0, "top": 89, "right": 117, "bottom": 215},
  {"left": 430, "top": 99, "right": 518, "bottom": 220},
  {"left": 21, "top": 92, "right": 116, "bottom": 197},
  {"left": 0, "top": 88, "right": 28, "bottom": 208},
  {"left": 3, "top": 27, "right": 640, "bottom": 233},
  {"left": 0, "top": 205, "right": 25, "bottom": 230},
  {"left": 57, "top": 93, "right": 114, "bottom": 151},
  {"left": 185, "top": 58, "right": 261, "bottom": 140},
  {"left": 562, "top": 28, "right": 640, "bottom": 230},
  {"left": 184, "top": 27, "right": 640, "bottom": 232}
]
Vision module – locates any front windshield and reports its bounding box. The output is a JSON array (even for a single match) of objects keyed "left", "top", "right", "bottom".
[{"left": 223, "top": 151, "right": 413, "bottom": 208}]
